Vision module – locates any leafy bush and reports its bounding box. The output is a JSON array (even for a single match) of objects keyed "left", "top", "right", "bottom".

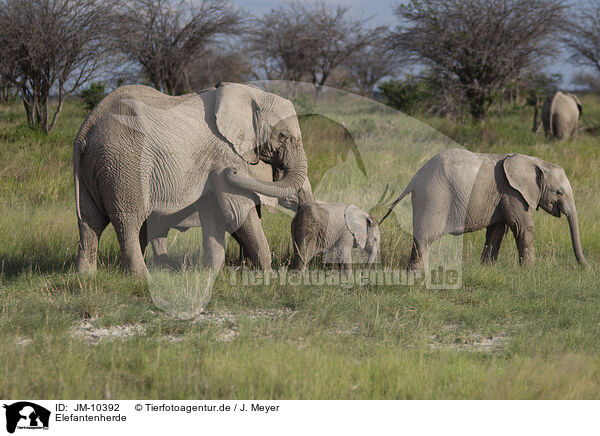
[
  {"left": 378, "top": 77, "right": 436, "bottom": 113},
  {"left": 80, "top": 82, "right": 106, "bottom": 112}
]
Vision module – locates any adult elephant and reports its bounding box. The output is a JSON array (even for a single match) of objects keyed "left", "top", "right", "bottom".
[
  {"left": 73, "top": 83, "right": 308, "bottom": 276},
  {"left": 538, "top": 91, "right": 582, "bottom": 140}
]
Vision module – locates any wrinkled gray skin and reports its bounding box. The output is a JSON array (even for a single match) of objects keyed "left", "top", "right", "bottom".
[
  {"left": 150, "top": 161, "right": 315, "bottom": 266},
  {"left": 538, "top": 91, "right": 582, "bottom": 140},
  {"left": 380, "top": 149, "right": 588, "bottom": 270},
  {"left": 149, "top": 114, "right": 364, "bottom": 268},
  {"left": 290, "top": 201, "right": 380, "bottom": 272},
  {"left": 73, "top": 83, "right": 308, "bottom": 277}
]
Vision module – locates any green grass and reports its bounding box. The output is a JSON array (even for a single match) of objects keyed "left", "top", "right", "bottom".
[{"left": 1, "top": 92, "right": 600, "bottom": 399}]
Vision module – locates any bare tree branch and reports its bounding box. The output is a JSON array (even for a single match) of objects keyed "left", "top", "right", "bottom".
[
  {"left": 0, "top": 0, "right": 118, "bottom": 131},
  {"left": 389, "top": 0, "right": 566, "bottom": 121},
  {"left": 249, "top": 1, "right": 381, "bottom": 96},
  {"left": 562, "top": 0, "right": 600, "bottom": 75},
  {"left": 342, "top": 29, "right": 398, "bottom": 97},
  {"left": 117, "top": 0, "right": 244, "bottom": 95}
]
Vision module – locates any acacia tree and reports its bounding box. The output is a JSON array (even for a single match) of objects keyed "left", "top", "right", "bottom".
[
  {"left": 118, "top": 0, "right": 243, "bottom": 95},
  {"left": 388, "top": 0, "right": 566, "bottom": 122},
  {"left": 563, "top": 0, "right": 600, "bottom": 74},
  {"left": 248, "top": 5, "right": 314, "bottom": 82},
  {"left": 0, "top": 62, "right": 17, "bottom": 104},
  {"left": 343, "top": 31, "right": 398, "bottom": 97},
  {"left": 185, "top": 46, "right": 255, "bottom": 91},
  {"left": 250, "top": 1, "right": 381, "bottom": 96},
  {"left": 0, "top": 0, "right": 117, "bottom": 131},
  {"left": 0, "top": 50, "right": 18, "bottom": 103}
]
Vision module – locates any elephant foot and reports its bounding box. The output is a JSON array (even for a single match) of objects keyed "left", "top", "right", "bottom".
[
  {"left": 121, "top": 255, "right": 150, "bottom": 278},
  {"left": 518, "top": 256, "right": 535, "bottom": 267},
  {"left": 75, "top": 253, "right": 97, "bottom": 275},
  {"left": 152, "top": 254, "right": 173, "bottom": 269}
]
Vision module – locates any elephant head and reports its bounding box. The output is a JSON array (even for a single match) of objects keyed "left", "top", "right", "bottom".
[
  {"left": 503, "top": 154, "right": 588, "bottom": 267},
  {"left": 263, "top": 113, "right": 366, "bottom": 212},
  {"left": 215, "top": 83, "right": 308, "bottom": 200},
  {"left": 345, "top": 205, "right": 381, "bottom": 267}
]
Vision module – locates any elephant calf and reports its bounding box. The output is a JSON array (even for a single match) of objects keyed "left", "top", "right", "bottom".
[
  {"left": 290, "top": 201, "right": 380, "bottom": 271},
  {"left": 380, "top": 149, "right": 589, "bottom": 270}
]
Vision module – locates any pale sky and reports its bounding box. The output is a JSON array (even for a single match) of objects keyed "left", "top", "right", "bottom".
[{"left": 235, "top": 0, "right": 595, "bottom": 87}]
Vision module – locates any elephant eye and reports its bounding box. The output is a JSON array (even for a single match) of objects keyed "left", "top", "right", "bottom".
[{"left": 557, "top": 188, "right": 564, "bottom": 196}]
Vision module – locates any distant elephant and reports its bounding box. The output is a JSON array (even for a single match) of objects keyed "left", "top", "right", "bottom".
[
  {"left": 73, "top": 83, "right": 308, "bottom": 277},
  {"left": 539, "top": 91, "right": 582, "bottom": 140},
  {"left": 290, "top": 201, "right": 380, "bottom": 271},
  {"left": 380, "top": 149, "right": 588, "bottom": 270}
]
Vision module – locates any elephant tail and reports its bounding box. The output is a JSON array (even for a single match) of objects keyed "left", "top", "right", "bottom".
[
  {"left": 378, "top": 181, "right": 413, "bottom": 225},
  {"left": 72, "top": 113, "right": 94, "bottom": 223},
  {"left": 73, "top": 137, "right": 85, "bottom": 222}
]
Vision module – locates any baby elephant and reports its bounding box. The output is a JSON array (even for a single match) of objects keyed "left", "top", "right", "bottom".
[
  {"left": 291, "top": 201, "right": 380, "bottom": 271},
  {"left": 380, "top": 149, "right": 588, "bottom": 270}
]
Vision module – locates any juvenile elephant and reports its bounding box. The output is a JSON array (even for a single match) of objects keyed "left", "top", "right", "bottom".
[
  {"left": 73, "top": 83, "right": 308, "bottom": 277},
  {"left": 290, "top": 201, "right": 380, "bottom": 271},
  {"left": 149, "top": 161, "right": 314, "bottom": 266},
  {"left": 539, "top": 91, "right": 582, "bottom": 140},
  {"left": 380, "top": 149, "right": 588, "bottom": 270}
]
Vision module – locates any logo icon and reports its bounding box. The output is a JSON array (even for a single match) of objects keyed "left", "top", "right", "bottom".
[{"left": 3, "top": 402, "right": 50, "bottom": 434}]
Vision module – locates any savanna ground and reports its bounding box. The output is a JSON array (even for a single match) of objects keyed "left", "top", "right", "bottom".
[{"left": 0, "top": 86, "right": 599, "bottom": 399}]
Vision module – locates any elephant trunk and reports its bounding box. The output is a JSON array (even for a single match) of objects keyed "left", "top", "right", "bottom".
[
  {"left": 226, "top": 145, "right": 308, "bottom": 200},
  {"left": 562, "top": 199, "right": 589, "bottom": 267},
  {"left": 296, "top": 178, "right": 315, "bottom": 208}
]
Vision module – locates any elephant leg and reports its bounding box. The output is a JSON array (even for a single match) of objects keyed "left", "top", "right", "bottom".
[
  {"left": 291, "top": 239, "right": 316, "bottom": 271},
  {"left": 337, "top": 244, "right": 353, "bottom": 281},
  {"left": 150, "top": 234, "right": 170, "bottom": 267},
  {"left": 509, "top": 217, "right": 535, "bottom": 265},
  {"left": 336, "top": 233, "right": 354, "bottom": 271},
  {"left": 408, "top": 238, "right": 429, "bottom": 272},
  {"left": 233, "top": 207, "right": 272, "bottom": 270},
  {"left": 111, "top": 213, "right": 149, "bottom": 277},
  {"left": 199, "top": 198, "right": 226, "bottom": 271},
  {"left": 232, "top": 204, "right": 262, "bottom": 265},
  {"left": 76, "top": 185, "right": 109, "bottom": 275},
  {"left": 410, "top": 202, "right": 447, "bottom": 272},
  {"left": 481, "top": 222, "right": 508, "bottom": 264},
  {"left": 231, "top": 231, "right": 249, "bottom": 265},
  {"left": 290, "top": 227, "right": 318, "bottom": 272}
]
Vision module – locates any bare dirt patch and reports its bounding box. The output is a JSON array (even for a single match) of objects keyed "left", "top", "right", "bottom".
[
  {"left": 72, "top": 318, "right": 146, "bottom": 344},
  {"left": 428, "top": 324, "right": 511, "bottom": 352}
]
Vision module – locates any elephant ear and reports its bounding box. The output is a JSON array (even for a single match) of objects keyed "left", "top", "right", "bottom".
[
  {"left": 345, "top": 205, "right": 370, "bottom": 248},
  {"left": 214, "top": 83, "right": 258, "bottom": 158},
  {"left": 567, "top": 93, "right": 583, "bottom": 117},
  {"left": 503, "top": 154, "right": 543, "bottom": 210}
]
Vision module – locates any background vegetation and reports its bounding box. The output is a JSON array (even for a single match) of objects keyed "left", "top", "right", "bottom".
[
  {"left": 1, "top": 0, "right": 600, "bottom": 400},
  {"left": 0, "top": 92, "right": 598, "bottom": 398}
]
